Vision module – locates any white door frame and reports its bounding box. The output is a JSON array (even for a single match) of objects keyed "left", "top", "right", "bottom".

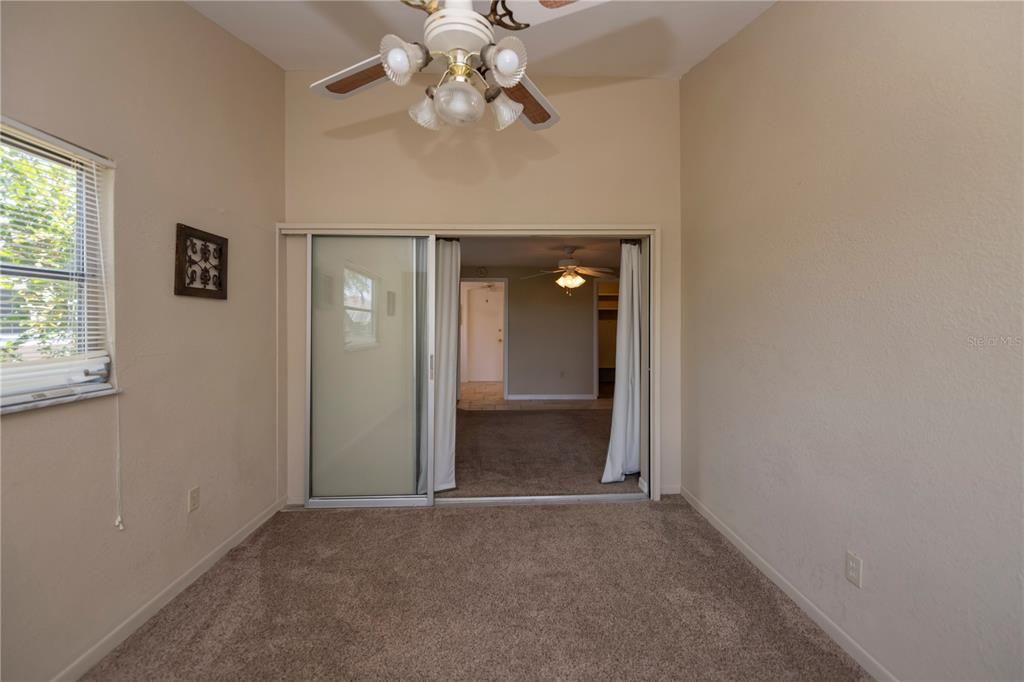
[
  {"left": 278, "top": 223, "right": 662, "bottom": 502},
  {"left": 460, "top": 277, "right": 509, "bottom": 398}
]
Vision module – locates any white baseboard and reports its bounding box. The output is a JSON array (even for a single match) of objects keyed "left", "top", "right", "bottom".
[
  {"left": 504, "top": 393, "right": 598, "bottom": 400},
  {"left": 678, "top": 486, "right": 896, "bottom": 682},
  {"left": 53, "top": 497, "right": 285, "bottom": 681},
  {"left": 660, "top": 480, "right": 681, "bottom": 495}
]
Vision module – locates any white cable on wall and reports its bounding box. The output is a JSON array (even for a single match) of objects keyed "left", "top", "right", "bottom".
[{"left": 113, "top": 393, "right": 125, "bottom": 531}]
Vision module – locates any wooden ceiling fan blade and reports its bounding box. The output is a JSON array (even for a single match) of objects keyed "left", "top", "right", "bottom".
[
  {"left": 577, "top": 267, "right": 613, "bottom": 278},
  {"left": 310, "top": 56, "right": 387, "bottom": 100},
  {"left": 581, "top": 266, "right": 615, "bottom": 273},
  {"left": 503, "top": 75, "right": 560, "bottom": 130},
  {"left": 521, "top": 270, "right": 561, "bottom": 279}
]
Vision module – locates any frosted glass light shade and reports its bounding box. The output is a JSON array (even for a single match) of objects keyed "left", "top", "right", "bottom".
[
  {"left": 380, "top": 34, "right": 426, "bottom": 86},
  {"left": 484, "top": 36, "right": 527, "bottom": 88},
  {"left": 490, "top": 92, "right": 523, "bottom": 131},
  {"left": 433, "top": 81, "right": 485, "bottom": 126},
  {"left": 409, "top": 95, "right": 442, "bottom": 130},
  {"left": 556, "top": 272, "right": 586, "bottom": 289}
]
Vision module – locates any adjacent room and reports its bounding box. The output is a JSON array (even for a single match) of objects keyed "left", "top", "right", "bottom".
[
  {"left": 1, "top": 2, "right": 1021, "bottom": 681},
  {"left": 441, "top": 236, "right": 645, "bottom": 498}
]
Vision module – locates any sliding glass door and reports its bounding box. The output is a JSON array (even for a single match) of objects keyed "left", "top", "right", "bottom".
[{"left": 308, "top": 236, "right": 433, "bottom": 501}]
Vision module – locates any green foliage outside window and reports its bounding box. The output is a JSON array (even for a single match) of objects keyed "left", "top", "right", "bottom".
[{"left": 0, "top": 141, "right": 82, "bottom": 362}]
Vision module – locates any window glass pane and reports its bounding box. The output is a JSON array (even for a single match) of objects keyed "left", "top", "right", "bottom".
[
  {"left": 343, "top": 268, "right": 373, "bottom": 310},
  {"left": 0, "top": 274, "right": 80, "bottom": 361},
  {"left": 344, "top": 309, "right": 374, "bottom": 346},
  {"left": 0, "top": 142, "right": 79, "bottom": 272}
]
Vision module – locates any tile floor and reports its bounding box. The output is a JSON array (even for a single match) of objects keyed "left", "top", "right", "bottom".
[{"left": 458, "top": 382, "right": 613, "bottom": 411}]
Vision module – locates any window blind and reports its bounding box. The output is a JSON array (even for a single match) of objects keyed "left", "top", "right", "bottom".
[{"left": 0, "top": 122, "right": 114, "bottom": 409}]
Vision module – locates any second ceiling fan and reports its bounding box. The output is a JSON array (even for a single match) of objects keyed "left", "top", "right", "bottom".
[
  {"left": 311, "top": 0, "right": 593, "bottom": 131},
  {"left": 523, "top": 247, "right": 616, "bottom": 294}
]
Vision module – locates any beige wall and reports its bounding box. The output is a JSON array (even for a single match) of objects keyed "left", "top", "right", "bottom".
[
  {"left": 678, "top": 3, "right": 1023, "bottom": 680},
  {"left": 462, "top": 267, "right": 597, "bottom": 397},
  {"left": 285, "top": 71, "right": 681, "bottom": 493},
  {"left": 0, "top": 3, "right": 284, "bottom": 680}
]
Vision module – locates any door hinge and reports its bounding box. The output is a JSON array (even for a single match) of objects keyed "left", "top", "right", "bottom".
[{"left": 429, "top": 354, "right": 434, "bottom": 381}]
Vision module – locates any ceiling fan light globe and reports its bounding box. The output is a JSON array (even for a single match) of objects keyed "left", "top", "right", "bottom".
[
  {"left": 379, "top": 34, "right": 425, "bottom": 86},
  {"left": 386, "top": 48, "right": 411, "bottom": 76},
  {"left": 409, "top": 95, "right": 442, "bottom": 130},
  {"left": 484, "top": 36, "right": 527, "bottom": 88},
  {"left": 556, "top": 272, "right": 586, "bottom": 289},
  {"left": 495, "top": 49, "right": 520, "bottom": 76},
  {"left": 491, "top": 92, "right": 524, "bottom": 131},
  {"left": 434, "top": 81, "right": 485, "bottom": 126}
]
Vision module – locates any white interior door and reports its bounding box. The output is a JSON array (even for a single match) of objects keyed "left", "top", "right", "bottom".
[{"left": 464, "top": 283, "right": 504, "bottom": 382}]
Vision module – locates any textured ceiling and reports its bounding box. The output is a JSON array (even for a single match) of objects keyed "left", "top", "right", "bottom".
[
  {"left": 459, "top": 237, "right": 621, "bottom": 268},
  {"left": 189, "top": 1, "right": 771, "bottom": 79}
]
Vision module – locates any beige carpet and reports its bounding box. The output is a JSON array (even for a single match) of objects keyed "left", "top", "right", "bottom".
[
  {"left": 437, "top": 409, "right": 640, "bottom": 498},
  {"left": 85, "top": 499, "right": 867, "bottom": 681}
]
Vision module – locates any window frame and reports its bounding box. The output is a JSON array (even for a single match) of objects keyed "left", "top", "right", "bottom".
[{"left": 0, "top": 117, "right": 116, "bottom": 414}]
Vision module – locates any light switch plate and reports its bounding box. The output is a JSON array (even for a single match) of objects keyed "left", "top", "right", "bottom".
[{"left": 188, "top": 486, "right": 201, "bottom": 513}]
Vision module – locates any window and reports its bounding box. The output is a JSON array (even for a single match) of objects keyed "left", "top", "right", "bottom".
[
  {"left": 342, "top": 267, "right": 377, "bottom": 349},
  {"left": 0, "top": 121, "right": 113, "bottom": 410}
]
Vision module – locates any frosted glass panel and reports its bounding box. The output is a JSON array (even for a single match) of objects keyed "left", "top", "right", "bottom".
[{"left": 310, "top": 236, "right": 425, "bottom": 497}]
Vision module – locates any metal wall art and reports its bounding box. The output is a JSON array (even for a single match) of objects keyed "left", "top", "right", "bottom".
[{"left": 174, "top": 223, "right": 228, "bottom": 299}]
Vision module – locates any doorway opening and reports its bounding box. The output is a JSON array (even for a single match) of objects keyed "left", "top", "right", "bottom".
[
  {"left": 281, "top": 224, "right": 659, "bottom": 508},
  {"left": 459, "top": 280, "right": 507, "bottom": 405},
  {"left": 437, "top": 236, "right": 647, "bottom": 500}
]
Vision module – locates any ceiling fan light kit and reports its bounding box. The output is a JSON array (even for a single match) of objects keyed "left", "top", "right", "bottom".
[
  {"left": 490, "top": 91, "right": 525, "bottom": 131},
  {"left": 409, "top": 91, "right": 444, "bottom": 129},
  {"left": 312, "top": 0, "right": 568, "bottom": 132},
  {"left": 379, "top": 34, "right": 430, "bottom": 86},
  {"left": 521, "top": 247, "right": 617, "bottom": 295},
  {"left": 482, "top": 36, "right": 528, "bottom": 88},
  {"left": 556, "top": 272, "right": 586, "bottom": 291},
  {"left": 434, "top": 78, "right": 487, "bottom": 126}
]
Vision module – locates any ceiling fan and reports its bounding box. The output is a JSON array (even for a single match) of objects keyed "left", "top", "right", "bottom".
[
  {"left": 310, "top": 0, "right": 594, "bottom": 131},
  {"left": 523, "top": 247, "right": 616, "bottom": 293}
]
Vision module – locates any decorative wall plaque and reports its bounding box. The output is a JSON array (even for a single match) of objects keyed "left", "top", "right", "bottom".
[{"left": 174, "top": 224, "right": 228, "bottom": 299}]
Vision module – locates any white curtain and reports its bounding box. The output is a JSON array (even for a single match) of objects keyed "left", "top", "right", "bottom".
[
  {"left": 432, "top": 239, "right": 460, "bottom": 492},
  {"left": 602, "top": 242, "right": 642, "bottom": 483}
]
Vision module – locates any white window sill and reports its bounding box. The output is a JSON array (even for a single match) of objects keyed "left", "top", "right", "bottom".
[{"left": 1, "top": 387, "right": 122, "bottom": 416}]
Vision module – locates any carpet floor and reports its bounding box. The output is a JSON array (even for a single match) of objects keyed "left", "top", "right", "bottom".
[
  {"left": 85, "top": 499, "right": 867, "bottom": 681},
  {"left": 437, "top": 409, "right": 640, "bottom": 498}
]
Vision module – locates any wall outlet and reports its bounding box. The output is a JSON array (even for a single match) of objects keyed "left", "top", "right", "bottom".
[
  {"left": 188, "top": 486, "right": 201, "bottom": 513},
  {"left": 845, "top": 550, "right": 863, "bottom": 588}
]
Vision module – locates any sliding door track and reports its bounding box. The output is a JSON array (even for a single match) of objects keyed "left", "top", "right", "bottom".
[{"left": 434, "top": 492, "right": 648, "bottom": 507}]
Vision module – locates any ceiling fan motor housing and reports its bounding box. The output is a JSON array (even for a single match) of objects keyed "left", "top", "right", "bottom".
[{"left": 424, "top": 3, "right": 494, "bottom": 56}]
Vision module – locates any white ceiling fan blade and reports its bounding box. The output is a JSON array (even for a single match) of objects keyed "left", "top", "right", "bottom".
[
  {"left": 310, "top": 55, "right": 387, "bottom": 100},
  {"left": 503, "top": 74, "right": 559, "bottom": 130}
]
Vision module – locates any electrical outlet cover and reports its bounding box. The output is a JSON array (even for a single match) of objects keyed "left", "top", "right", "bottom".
[{"left": 845, "top": 551, "right": 863, "bottom": 588}]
